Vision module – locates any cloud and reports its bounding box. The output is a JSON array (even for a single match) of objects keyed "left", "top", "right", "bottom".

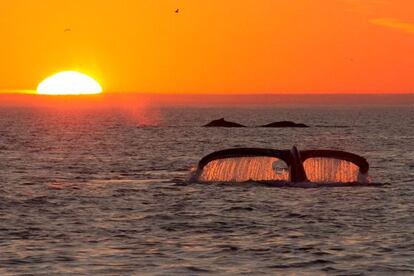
[{"left": 371, "top": 18, "right": 414, "bottom": 34}]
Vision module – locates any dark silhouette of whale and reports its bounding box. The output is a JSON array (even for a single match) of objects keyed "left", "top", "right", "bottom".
[
  {"left": 203, "top": 119, "right": 308, "bottom": 128},
  {"left": 203, "top": 118, "right": 246, "bottom": 127},
  {"left": 191, "top": 146, "right": 369, "bottom": 183},
  {"left": 260, "top": 121, "right": 309, "bottom": 128}
]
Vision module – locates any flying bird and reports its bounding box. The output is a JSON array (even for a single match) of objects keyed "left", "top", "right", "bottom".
[{"left": 175, "top": 9, "right": 180, "bottom": 13}]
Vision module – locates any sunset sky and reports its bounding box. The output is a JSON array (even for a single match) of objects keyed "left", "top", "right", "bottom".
[{"left": 1, "top": 0, "right": 414, "bottom": 94}]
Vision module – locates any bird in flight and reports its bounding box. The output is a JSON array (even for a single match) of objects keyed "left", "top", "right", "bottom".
[{"left": 175, "top": 9, "right": 180, "bottom": 13}]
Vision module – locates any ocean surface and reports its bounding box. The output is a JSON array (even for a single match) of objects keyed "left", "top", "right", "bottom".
[{"left": 0, "top": 105, "right": 413, "bottom": 275}]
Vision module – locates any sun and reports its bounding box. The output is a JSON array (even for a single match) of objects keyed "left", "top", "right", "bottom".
[{"left": 37, "top": 71, "right": 103, "bottom": 95}]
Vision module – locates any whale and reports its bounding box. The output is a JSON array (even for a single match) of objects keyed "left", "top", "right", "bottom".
[
  {"left": 191, "top": 146, "right": 371, "bottom": 184},
  {"left": 203, "top": 118, "right": 246, "bottom": 127},
  {"left": 260, "top": 121, "right": 309, "bottom": 128},
  {"left": 203, "top": 119, "right": 309, "bottom": 128}
]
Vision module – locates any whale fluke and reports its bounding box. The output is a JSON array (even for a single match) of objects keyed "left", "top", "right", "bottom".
[
  {"left": 191, "top": 146, "right": 370, "bottom": 184},
  {"left": 203, "top": 118, "right": 246, "bottom": 128},
  {"left": 260, "top": 121, "right": 309, "bottom": 128}
]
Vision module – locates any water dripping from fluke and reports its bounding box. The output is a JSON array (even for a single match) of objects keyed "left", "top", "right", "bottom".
[{"left": 189, "top": 147, "right": 385, "bottom": 187}]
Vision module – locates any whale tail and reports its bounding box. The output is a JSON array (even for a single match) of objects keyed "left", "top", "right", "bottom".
[
  {"left": 192, "top": 147, "right": 369, "bottom": 184},
  {"left": 289, "top": 146, "right": 308, "bottom": 182},
  {"left": 299, "top": 149, "right": 369, "bottom": 183}
]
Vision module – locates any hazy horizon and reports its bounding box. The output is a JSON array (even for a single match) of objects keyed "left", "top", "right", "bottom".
[{"left": 1, "top": 92, "right": 413, "bottom": 107}]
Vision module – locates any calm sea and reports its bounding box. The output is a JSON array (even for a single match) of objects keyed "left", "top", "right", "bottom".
[{"left": 0, "top": 105, "right": 413, "bottom": 275}]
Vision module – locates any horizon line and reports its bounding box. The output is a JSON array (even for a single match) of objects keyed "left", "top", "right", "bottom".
[{"left": 0, "top": 90, "right": 413, "bottom": 96}]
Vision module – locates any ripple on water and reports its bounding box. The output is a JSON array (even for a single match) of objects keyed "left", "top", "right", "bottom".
[{"left": 0, "top": 106, "right": 413, "bottom": 274}]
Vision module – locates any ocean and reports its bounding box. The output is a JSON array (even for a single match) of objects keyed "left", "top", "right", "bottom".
[{"left": 0, "top": 105, "right": 413, "bottom": 275}]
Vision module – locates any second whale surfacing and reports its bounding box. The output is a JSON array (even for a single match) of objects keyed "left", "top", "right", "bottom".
[
  {"left": 260, "top": 121, "right": 309, "bottom": 128},
  {"left": 203, "top": 119, "right": 309, "bottom": 128},
  {"left": 203, "top": 118, "right": 246, "bottom": 127}
]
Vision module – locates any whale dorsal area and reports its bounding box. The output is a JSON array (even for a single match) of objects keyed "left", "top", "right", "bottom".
[{"left": 203, "top": 118, "right": 246, "bottom": 127}]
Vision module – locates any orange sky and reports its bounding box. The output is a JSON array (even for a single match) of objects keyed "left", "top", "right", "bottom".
[{"left": 1, "top": 0, "right": 414, "bottom": 94}]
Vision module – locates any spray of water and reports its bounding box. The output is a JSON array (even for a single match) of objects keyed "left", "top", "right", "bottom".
[
  {"left": 199, "top": 157, "right": 289, "bottom": 182},
  {"left": 303, "top": 158, "right": 361, "bottom": 183},
  {"left": 197, "top": 156, "right": 368, "bottom": 183}
]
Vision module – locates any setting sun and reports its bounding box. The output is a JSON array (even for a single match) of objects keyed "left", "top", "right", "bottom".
[{"left": 36, "top": 71, "right": 102, "bottom": 95}]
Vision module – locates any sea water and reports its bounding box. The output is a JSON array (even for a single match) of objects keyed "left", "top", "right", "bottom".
[{"left": 0, "top": 105, "right": 413, "bottom": 274}]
